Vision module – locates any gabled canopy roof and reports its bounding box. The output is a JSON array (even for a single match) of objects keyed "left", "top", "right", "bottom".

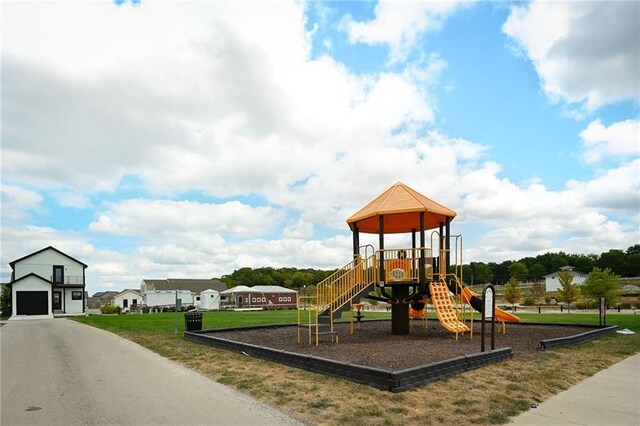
[{"left": 347, "top": 182, "right": 456, "bottom": 234}]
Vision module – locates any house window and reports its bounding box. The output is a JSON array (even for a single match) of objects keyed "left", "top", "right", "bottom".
[
  {"left": 72, "top": 291, "right": 82, "bottom": 300},
  {"left": 132, "top": 299, "right": 137, "bottom": 305},
  {"left": 123, "top": 299, "right": 128, "bottom": 308},
  {"left": 53, "top": 266, "right": 64, "bottom": 284}
]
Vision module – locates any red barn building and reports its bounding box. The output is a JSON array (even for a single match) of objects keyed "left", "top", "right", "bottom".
[{"left": 220, "top": 285, "right": 298, "bottom": 309}]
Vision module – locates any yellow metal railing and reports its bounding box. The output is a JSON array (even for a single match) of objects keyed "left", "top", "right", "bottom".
[
  {"left": 378, "top": 247, "right": 433, "bottom": 282},
  {"left": 315, "top": 254, "right": 377, "bottom": 312},
  {"left": 299, "top": 253, "right": 377, "bottom": 345}
]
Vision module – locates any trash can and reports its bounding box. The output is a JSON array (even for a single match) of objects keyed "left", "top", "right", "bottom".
[{"left": 184, "top": 311, "right": 203, "bottom": 331}]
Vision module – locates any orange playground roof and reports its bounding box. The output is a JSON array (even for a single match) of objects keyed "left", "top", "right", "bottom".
[{"left": 346, "top": 182, "right": 456, "bottom": 234}]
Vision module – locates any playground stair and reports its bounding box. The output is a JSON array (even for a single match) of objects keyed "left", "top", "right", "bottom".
[
  {"left": 429, "top": 281, "right": 470, "bottom": 334},
  {"left": 298, "top": 254, "right": 376, "bottom": 345}
]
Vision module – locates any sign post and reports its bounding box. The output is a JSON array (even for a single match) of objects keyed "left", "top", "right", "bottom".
[
  {"left": 599, "top": 297, "right": 606, "bottom": 327},
  {"left": 481, "top": 284, "right": 495, "bottom": 352},
  {"left": 174, "top": 290, "right": 182, "bottom": 336}
]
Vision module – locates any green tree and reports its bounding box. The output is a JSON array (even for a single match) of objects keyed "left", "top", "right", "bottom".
[
  {"left": 530, "top": 281, "right": 546, "bottom": 305},
  {"left": 503, "top": 277, "right": 521, "bottom": 310},
  {"left": 489, "top": 262, "right": 510, "bottom": 285},
  {"left": 623, "top": 245, "right": 640, "bottom": 277},
  {"left": 597, "top": 249, "right": 625, "bottom": 276},
  {"left": 529, "top": 263, "right": 547, "bottom": 281},
  {"left": 473, "top": 262, "right": 493, "bottom": 284},
  {"left": 557, "top": 270, "right": 580, "bottom": 313},
  {"left": 581, "top": 267, "right": 621, "bottom": 307},
  {"left": 291, "top": 271, "right": 313, "bottom": 289},
  {"left": 508, "top": 262, "right": 529, "bottom": 282},
  {"left": 1, "top": 286, "right": 11, "bottom": 316},
  {"left": 567, "top": 254, "right": 597, "bottom": 275}
]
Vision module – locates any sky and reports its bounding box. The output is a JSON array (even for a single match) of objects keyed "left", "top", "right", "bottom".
[{"left": 2, "top": 0, "right": 639, "bottom": 295}]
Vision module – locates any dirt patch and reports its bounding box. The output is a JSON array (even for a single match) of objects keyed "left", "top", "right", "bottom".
[{"left": 211, "top": 321, "right": 596, "bottom": 370}]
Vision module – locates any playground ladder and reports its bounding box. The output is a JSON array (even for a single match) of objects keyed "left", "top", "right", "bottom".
[{"left": 429, "top": 281, "right": 470, "bottom": 334}]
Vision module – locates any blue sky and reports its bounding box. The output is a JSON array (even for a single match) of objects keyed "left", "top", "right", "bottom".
[{"left": 2, "top": 0, "right": 638, "bottom": 294}]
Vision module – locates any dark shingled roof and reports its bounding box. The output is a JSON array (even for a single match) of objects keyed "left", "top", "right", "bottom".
[
  {"left": 92, "top": 291, "right": 120, "bottom": 302},
  {"left": 142, "top": 278, "right": 227, "bottom": 294}
]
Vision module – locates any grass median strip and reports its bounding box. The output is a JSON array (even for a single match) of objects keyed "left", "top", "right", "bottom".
[{"left": 73, "top": 312, "right": 640, "bottom": 425}]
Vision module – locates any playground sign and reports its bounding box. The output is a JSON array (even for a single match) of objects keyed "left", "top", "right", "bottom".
[
  {"left": 481, "top": 284, "right": 496, "bottom": 352},
  {"left": 483, "top": 287, "right": 493, "bottom": 319}
]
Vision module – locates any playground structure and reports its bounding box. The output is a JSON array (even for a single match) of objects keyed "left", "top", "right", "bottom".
[{"left": 298, "top": 182, "right": 519, "bottom": 345}]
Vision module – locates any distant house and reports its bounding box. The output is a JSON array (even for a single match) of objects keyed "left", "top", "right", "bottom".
[
  {"left": 140, "top": 278, "right": 227, "bottom": 307},
  {"left": 112, "top": 289, "right": 142, "bottom": 313},
  {"left": 88, "top": 291, "right": 120, "bottom": 309},
  {"left": 8, "top": 246, "right": 87, "bottom": 317},
  {"left": 220, "top": 285, "right": 297, "bottom": 310},
  {"left": 545, "top": 266, "right": 588, "bottom": 292}
]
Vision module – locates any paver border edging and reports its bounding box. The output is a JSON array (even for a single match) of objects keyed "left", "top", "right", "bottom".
[
  {"left": 184, "top": 326, "right": 513, "bottom": 392},
  {"left": 539, "top": 325, "right": 619, "bottom": 350}
]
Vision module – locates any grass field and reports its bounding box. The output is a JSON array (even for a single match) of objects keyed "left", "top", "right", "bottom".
[
  {"left": 74, "top": 309, "right": 640, "bottom": 333},
  {"left": 72, "top": 311, "right": 640, "bottom": 425}
]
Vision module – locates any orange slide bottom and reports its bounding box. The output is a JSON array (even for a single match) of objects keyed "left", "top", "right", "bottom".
[{"left": 460, "top": 287, "right": 520, "bottom": 323}]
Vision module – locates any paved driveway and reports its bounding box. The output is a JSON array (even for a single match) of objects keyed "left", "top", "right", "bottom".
[{"left": 1, "top": 318, "right": 305, "bottom": 426}]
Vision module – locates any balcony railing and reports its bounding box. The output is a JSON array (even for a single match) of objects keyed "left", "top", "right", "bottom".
[{"left": 51, "top": 275, "right": 85, "bottom": 285}]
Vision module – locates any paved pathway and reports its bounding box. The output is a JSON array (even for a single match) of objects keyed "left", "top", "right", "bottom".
[
  {"left": 510, "top": 353, "right": 640, "bottom": 425},
  {"left": 1, "top": 318, "right": 305, "bottom": 426}
]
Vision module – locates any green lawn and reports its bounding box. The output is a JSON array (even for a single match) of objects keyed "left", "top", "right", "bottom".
[{"left": 72, "top": 309, "right": 640, "bottom": 333}]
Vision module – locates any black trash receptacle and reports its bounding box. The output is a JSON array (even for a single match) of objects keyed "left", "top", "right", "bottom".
[{"left": 184, "top": 311, "right": 203, "bottom": 331}]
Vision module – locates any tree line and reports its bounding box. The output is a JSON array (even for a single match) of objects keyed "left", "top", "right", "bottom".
[
  {"left": 462, "top": 245, "right": 639, "bottom": 285},
  {"left": 221, "top": 267, "right": 335, "bottom": 290},
  {"left": 218, "top": 245, "right": 639, "bottom": 290}
]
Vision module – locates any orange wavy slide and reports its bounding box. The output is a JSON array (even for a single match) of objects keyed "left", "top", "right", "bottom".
[{"left": 460, "top": 286, "right": 520, "bottom": 323}]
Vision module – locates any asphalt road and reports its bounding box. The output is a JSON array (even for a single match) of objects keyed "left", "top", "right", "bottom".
[{"left": 0, "top": 318, "right": 305, "bottom": 426}]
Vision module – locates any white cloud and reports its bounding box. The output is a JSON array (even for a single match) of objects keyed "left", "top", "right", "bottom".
[
  {"left": 344, "top": 0, "right": 468, "bottom": 64},
  {"left": 283, "top": 219, "right": 314, "bottom": 239},
  {"left": 89, "top": 199, "right": 284, "bottom": 238},
  {"left": 580, "top": 119, "right": 640, "bottom": 164},
  {"left": 52, "top": 191, "right": 92, "bottom": 209},
  {"left": 503, "top": 1, "right": 640, "bottom": 111},
  {"left": 2, "top": 1, "right": 444, "bottom": 201},
  {"left": 566, "top": 159, "right": 640, "bottom": 212},
  {"left": 1, "top": 184, "right": 43, "bottom": 221}
]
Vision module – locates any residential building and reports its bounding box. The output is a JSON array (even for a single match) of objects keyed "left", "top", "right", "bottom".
[
  {"left": 545, "top": 266, "right": 588, "bottom": 292},
  {"left": 8, "top": 246, "right": 87, "bottom": 317},
  {"left": 112, "top": 289, "right": 143, "bottom": 312}
]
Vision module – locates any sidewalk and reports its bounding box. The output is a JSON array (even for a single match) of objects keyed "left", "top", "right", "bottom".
[{"left": 510, "top": 353, "right": 640, "bottom": 425}]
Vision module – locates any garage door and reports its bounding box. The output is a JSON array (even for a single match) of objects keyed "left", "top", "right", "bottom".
[{"left": 16, "top": 291, "right": 49, "bottom": 315}]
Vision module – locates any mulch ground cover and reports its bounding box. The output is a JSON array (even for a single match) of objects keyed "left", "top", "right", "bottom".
[{"left": 211, "top": 320, "right": 596, "bottom": 370}]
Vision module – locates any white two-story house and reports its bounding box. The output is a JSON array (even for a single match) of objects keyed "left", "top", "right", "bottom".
[{"left": 9, "top": 246, "right": 87, "bottom": 317}]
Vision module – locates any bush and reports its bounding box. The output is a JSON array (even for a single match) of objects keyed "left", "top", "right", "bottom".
[
  {"left": 544, "top": 295, "right": 551, "bottom": 304},
  {"left": 574, "top": 300, "right": 598, "bottom": 310},
  {"left": 100, "top": 304, "right": 119, "bottom": 314},
  {"left": 634, "top": 300, "right": 640, "bottom": 309},
  {"left": 523, "top": 297, "right": 535, "bottom": 306}
]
